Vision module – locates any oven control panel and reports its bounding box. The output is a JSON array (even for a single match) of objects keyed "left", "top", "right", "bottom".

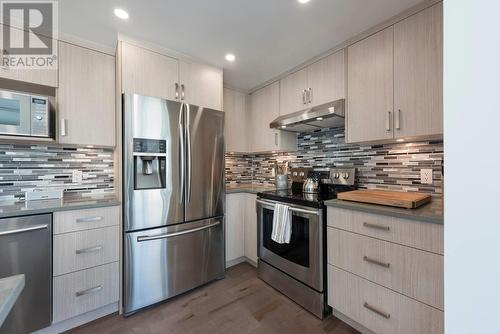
[{"left": 327, "top": 168, "right": 356, "bottom": 186}]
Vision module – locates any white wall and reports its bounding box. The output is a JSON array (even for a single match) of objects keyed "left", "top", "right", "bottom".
[{"left": 444, "top": 1, "right": 500, "bottom": 333}]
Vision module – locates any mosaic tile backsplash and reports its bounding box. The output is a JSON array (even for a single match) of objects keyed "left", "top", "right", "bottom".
[
  {"left": 226, "top": 127, "right": 443, "bottom": 197},
  {"left": 0, "top": 143, "right": 114, "bottom": 201}
]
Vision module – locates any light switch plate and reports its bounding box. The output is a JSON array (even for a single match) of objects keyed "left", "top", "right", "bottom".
[
  {"left": 72, "top": 170, "right": 83, "bottom": 183},
  {"left": 420, "top": 169, "right": 433, "bottom": 185}
]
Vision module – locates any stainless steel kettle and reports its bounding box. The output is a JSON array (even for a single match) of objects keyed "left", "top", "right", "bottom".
[{"left": 303, "top": 175, "right": 320, "bottom": 193}]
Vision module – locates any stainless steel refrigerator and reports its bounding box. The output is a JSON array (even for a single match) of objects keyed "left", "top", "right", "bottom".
[{"left": 122, "top": 93, "right": 225, "bottom": 315}]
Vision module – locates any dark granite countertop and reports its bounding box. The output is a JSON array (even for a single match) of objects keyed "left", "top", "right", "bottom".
[
  {"left": 226, "top": 184, "right": 278, "bottom": 195},
  {"left": 0, "top": 196, "right": 120, "bottom": 219},
  {"left": 324, "top": 198, "right": 443, "bottom": 224}
]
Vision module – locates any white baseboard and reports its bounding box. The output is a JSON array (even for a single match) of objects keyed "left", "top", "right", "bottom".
[
  {"left": 32, "top": 302, "right": 119, "bottom": 334},
  {"left": 226, "top": 257, "right": 257, "bottom": 268}
]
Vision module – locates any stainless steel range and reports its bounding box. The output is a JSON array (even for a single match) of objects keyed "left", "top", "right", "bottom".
[
  {"left": 256, "top": 168, "right": 356, "bottom": 319},
  {"left": 122, "top": 94, "right": 225, "bottom": 315}
]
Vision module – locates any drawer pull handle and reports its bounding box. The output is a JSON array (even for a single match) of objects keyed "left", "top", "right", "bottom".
[
  {"left": 76, "top": 216, "right": 104, "bottom": 223},
  {"left": 364, "top": 302, "right": 390, "bottom": 319},
  {"left": 75, "top": 285, "right": 102, "bottom": 297},
  {"left": 363, "top": 256, "right": 390, "bottom": 268},
  {"left": 363, "top": 222, "right": 390, "bottom": 231},
  {"left": 76, "top": 245, "right": 103, "bottom": 254}
]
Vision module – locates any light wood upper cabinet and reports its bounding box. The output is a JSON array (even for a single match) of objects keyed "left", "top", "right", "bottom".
[
  {"left": 58, "top": 41, "right": 115, "bottom": 146},
  {"left": 0, "top": 24, "right": 58, "bottom": 87},
  {"left": 394, "top": 3, "right": 443, "bottom": 138},
  {"left": 223, "top": 88, "right": 248, "bottom": 152},
  {"left": 308, "top": 49, "right": 346, "bottom": 107},
  {"left": 120, "top": 42, "right": 179, "bottom": 100},
  {"left": 347, "top": 26, "right": 394, "bottom": 143},
  {"left": 279, "top": 49, "right": 346, "bottom": 116},
  {"left": 279, "top": 67, "right": 308, "bottom": 116},
  {"left": 250, "top": 82, "right": 296, "bottom": 153},
  {"left": 179, "top": 60, "right": 223, "bottom": 110},
  {"left": 347, "top": 3, "right": 443, "bottom": 143}
]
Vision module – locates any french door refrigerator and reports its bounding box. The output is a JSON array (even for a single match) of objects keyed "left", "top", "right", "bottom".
[{"left": 122, "top": 93, "right": 225, "bottom": 315}]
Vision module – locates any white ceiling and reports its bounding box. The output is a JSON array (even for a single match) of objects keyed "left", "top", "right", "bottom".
[{"left": 59, "top": 0, "right": 422, "bottom": 91}]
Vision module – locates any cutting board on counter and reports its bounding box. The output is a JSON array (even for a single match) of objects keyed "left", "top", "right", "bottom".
[{"left": 337, "top": 190, "right": 431, "bottom": 209}]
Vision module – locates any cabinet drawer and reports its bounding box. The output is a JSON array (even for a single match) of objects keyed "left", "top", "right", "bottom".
[
  {"left": 328, "top": 266, "right": 443, "bottom": 334},
  {"left": 327, "top": 207, "right": 443, "bottom": 254},
  {"left": 328, "top": 228, "right": 443, "bottom": 310},
  {"left": 54, "top": 206, "right": 120, "bottom": 234},
  {"left": 53, "top": 262, "right": 119, "bottom": 323},
  {"left": 53, "top": 226, "right": 119, "bottom": 276}
]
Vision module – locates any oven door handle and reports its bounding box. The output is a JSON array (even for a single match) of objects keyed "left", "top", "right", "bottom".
[{"left": 256, "top": 199, "right": 320, "bottom": 216}]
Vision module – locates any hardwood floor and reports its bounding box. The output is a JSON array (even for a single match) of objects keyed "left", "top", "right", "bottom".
[{"left": 68, "top": 263, "right": 360, "bottom": 334}]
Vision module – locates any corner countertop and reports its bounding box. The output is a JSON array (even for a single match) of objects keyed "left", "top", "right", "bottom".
[
  {"left": 0, "top": 274, "right": 25, "bottom": 327},
  {"left": 0, "top": 196, "right": 120, "bottom": 219},
  {"left": 226, "top": 184, "right": 277, "bottom": 195},
  {"left": 324, "top": 198, "right": 443, "bottom": 224}
]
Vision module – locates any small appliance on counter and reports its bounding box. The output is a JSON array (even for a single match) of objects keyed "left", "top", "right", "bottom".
[
  {"left": 0, "top": 89, "right": 53, "bottom": 138},
  {"left": 274, "top": 162, "right": 289, "bottom": 190},
  {"left": 256, "top": 167, "right": 356, "bottom": 319}
]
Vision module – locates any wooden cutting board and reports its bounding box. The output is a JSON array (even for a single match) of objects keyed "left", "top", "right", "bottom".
[{"left": 337, "top": 190, "right": 431, "bottom": 209}]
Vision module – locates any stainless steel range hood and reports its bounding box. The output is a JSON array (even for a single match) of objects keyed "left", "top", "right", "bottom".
[{"left": 270, "top": 99, "right": 345, "bottom": 132}]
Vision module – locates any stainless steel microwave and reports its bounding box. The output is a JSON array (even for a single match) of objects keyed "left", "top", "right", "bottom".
[{"left": 0, "top": 90, "right": 51, "bottom": 137}]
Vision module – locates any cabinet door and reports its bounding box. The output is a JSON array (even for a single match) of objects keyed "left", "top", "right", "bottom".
[
  {"left": 394, "top": 3, "right": 443, "bottom": 138},
  {"left": 58, "top": 42, "right": 115, "bottom": 146},
  {"left": 279, "top": 67, "right": 307, "bottom": 115},
  {"left": 0, "top": 24, "right": 57, "bottom": 87},
  {"left": 225, "top": 194, "right": 245, "bottom": 262},
  {"left": 307, "top": 49, "right": 346, "bottom": 107},
  {"left": 347, "top": 27, "right": 394, "bottom": 143},
  {"left": 250, "top": 82, "right": 296, "bottom": 152},
  {"left": 250, "top": 82, "right": 280, "bottom": 152},
  {"left": 121, "top": 42, "right": 179, "bottom": 100},
  {"left": 179, "top": 60, "right": 223, "bottom": 110},
  {"left": 244, "top": 194, "right": 257, "bottom": 263},
  {"left": 223, "top": 88, "right": 248, "bottom": 152}
]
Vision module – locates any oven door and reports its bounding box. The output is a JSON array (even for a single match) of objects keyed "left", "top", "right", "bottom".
[
  {"left": 0, "top": 91, "right": 31, "bottom": 136},
  {"left": 257, "top": 198, "right": 323, "bottom": 291}
]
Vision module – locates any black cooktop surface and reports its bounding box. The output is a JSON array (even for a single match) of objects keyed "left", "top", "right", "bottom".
[{"left": 257, "top": 183, "right": 356, "bottom": 208}]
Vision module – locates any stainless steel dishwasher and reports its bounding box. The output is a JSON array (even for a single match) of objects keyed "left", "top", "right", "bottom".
[{"left": 0, "top": 214, "right": 52, "bottom": 334}]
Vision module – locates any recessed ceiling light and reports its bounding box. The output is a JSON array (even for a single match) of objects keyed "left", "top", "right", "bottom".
[
  {"left": 281, "top": 125, "right": 287, "bottom": 129},
  {"left": 225, "top": 53, "right": 236, "bottom": 62},
  {"left": 114, "top": 8, "right": 129, "bottom": 20},
  {"left": 298, "top": 0, "right": 311, "bottom": 4},
  {"left": 316, "top": 117, "right": 323, "bottom": 121}
]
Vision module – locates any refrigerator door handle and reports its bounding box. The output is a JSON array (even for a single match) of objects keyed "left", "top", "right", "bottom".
[
  {"left": 186, "top": 104, "right": 192, "bottom": 203},
  {"left": 136, "top": 220, "right": 221, "bottom": 242},
  {"left": 179, "top": 103, "right": 185, "bottom": 203}
]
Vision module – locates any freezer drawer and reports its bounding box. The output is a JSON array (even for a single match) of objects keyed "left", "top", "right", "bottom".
[{"left": 123, "top": 217, "right": 224, "bottom": 314}]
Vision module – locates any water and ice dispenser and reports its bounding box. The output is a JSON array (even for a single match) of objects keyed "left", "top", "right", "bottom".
[{"left": 133, "top": 138, "right": 167, "bottom": 190}]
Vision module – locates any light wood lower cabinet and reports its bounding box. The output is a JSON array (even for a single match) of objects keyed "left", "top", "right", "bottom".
[
  {"left": 225, "top": 193, "right": 257, "bottom": 264},
  {"left": 327, "top": 206, "right": 444, "bottom": 333},
  {"left": 52, "top": 206, "right": 120, "bottom": 324},
  {"left": 53, "top": 262, "right": 119, "bottom": 323},
  {"left": 328, "top": 228, "right": 443, "bottom": 310},
  {"left": 53, "top": 206, "right": 120, "bottom": 235},
  {"left": 53, "top": 225, "right": 119, "bottom": 276},
  {"left": 328, "top": 266, "right": 443, "bottom": 334},
  {"left": 327, "top": 207, "right": 443, "bottom": 255}
]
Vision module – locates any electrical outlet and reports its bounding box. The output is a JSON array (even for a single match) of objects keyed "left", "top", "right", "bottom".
[
  {"left": 72, "top": 170, "right": 83, "bottom": 183},
  {"left": 420, "top": 169, "right": 433, "bottom": 185}
]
